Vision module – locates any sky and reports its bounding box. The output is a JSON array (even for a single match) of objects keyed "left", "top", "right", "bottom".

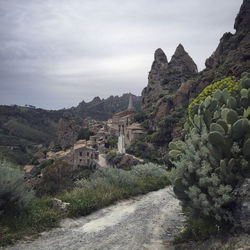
[{"left": 0, "top": 0, "right": 243, "bottom": 110}]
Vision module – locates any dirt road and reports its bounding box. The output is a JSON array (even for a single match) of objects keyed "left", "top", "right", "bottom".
[{"left": 6, "top": 187, "right": 184, "bottom": 250}]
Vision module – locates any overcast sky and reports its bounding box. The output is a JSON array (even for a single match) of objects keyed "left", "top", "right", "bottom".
[{"left": 0, "top": 0, "right": 243, "bottom": 110}]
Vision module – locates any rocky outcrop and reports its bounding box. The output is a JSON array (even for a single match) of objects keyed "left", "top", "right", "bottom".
[
  {"left": 168, "top": 44, "right": 198, "bottom": 79},
  {"left": 142, "top": 44, "right": 197, "bottom": 108},
  {"left": 52, "top": 198, "right": 70, "bottom": 212},
  {"left": 233, "top": 178, "right": 250, "bottom": 232},
  {"left": 234, "top": 0, "right": 250, "bottom": 33},
  {"left": 141, "top": 48, "right": 168, "bottom": 108},
  {"left": 203, "top": 0, "right": 250, "bottom": 80},
  {"left": 57, "top": 117, "right": 78, "bottom": 150}
]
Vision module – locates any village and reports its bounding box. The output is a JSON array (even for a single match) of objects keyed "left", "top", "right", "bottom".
[{"left": 23, "top": 95, "right": 145, "bottom": 178}]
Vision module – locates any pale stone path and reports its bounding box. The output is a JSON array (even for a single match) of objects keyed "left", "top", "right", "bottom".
[{"left": 6, "top": 187, "right": 185, "bottom": 250}]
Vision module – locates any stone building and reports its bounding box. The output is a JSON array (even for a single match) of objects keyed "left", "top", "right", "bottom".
[
  {"left": 46, "top": 140, "right": 99, "bottom": 169},
  {"left": 73, "top": 142, "right": 99, "bottom": 169},
  {"left": 125, "top": 123, "right": 145, "bottom": 147}
]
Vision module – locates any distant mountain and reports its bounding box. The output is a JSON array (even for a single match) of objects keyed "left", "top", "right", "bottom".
[
  {"left": 72, "top": 93, "right": 141, "bottom": 120},
  {"left": 0, "top": 93, "right": 141, "bottom": 164}
]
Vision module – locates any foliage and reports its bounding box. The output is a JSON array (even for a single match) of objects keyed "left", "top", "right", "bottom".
[
  {"left": 188, "top": 77, "right": 241, "bottom": 118},
  {"left": 106, "top": 135, "right": 118, "bottom": 149},
  {"left": 62, "top": 164, "right": 170, "bottom": 217},
  {"left": 77, "top": 128, "right": 94, "bottom": 140},
  {"left": 173, "top": 217, "right": 224, "bottom": 243},
  {"left": 106, "top": 150, "right": 139, "bottom": 169},
  {"left": 0, "top": 197, "right": 62, "bottom": 246},
  {"left": 127, "top": 139, "right": 164, "bottom": 164},
  {"left": 169, "top": 73, "right": 250, "bottom": 230},
  {"left": 0, "top": 163, "right": 169, "bottom": 247},
  {"left": 134, "top": 110, "right": 147, "bottom": 123},
  {"left": 0, "top": 160, "right": 34, "bottom": 214},
  {"left": 35, "top": 160, "right": 74, "bottom": 196}
]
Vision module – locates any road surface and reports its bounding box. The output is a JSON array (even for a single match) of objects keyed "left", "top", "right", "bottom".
[{"left": 6, "top": 187, "right": 184, "bottom": 250}]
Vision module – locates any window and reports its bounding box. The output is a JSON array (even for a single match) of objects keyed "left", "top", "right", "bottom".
[
  {"left": 87, "top": 152, "right": 89, "bottom": 157},
  {"left": 79, "top": 152, "right": 82, "bottom": 156}
]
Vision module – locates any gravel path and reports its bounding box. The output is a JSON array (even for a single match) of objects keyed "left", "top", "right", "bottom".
[{"left": 6, "top": 187, "right": 185, "bottom": 250}]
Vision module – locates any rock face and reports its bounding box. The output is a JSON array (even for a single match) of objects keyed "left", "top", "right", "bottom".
[
  {"left": 142, "top": 44, "right": 197, "bottom": 108},
  {"left": 203, "top": 0, "right": 250, "bottom": 81},
  {"left": 168, "top": 44, "right": 198, "bottom": 78},
  {"left": 57, "top": 117, "right": 78, "bottom": 150},
  {"left": 234, "top": 0, "right": 250, "bottom": 33},
  {"left": 52, "top": 198, "right": 70, "bottom": 212},
  {"left": 141, "top": 48, "right": 168, "bottom": 108},
  {"left": 233, "top": 178, "right": 250, "bottom": 232}
]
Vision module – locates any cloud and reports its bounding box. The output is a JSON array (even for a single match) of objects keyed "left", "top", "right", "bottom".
[{"left": 0, "top": 0, "right": 243, "bottom": 109}]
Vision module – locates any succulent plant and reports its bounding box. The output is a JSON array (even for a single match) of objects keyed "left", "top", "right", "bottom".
[{"left": 169, "top": 73, "right": 250, "bottom": 224}]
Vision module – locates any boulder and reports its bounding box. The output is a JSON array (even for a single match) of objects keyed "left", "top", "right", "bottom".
[
  {"left": 233, "top": 178, "right": 250, "bottom": 232},
  {"left": 52, "top": 198, "right": 70, "bottom": 212}
]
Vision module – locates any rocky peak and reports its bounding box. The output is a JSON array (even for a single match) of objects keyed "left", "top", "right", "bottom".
[
  {"left": 173, "top": 44, "right": 186, "bottom": 57},
  {"left": 204, "top": 0, "right": 250, "bottom": 77},
  {"left": 169, "top": 44, "right": 198, "bottom": 75},
  {"left": 152, "top": 48, "right": 168, "bottom": 69},
  {"left": 91, "top": 96, "right": 101, "bottom": 103},
  {"left": 142, "top": 45, "right": 197, "bottom": 108},
  {"left": 234, "top": 0, "right": 250, "bottom": 33}
]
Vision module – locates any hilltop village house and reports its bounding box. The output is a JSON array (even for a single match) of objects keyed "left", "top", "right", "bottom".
[{"left": 46, "top": 140, "right": 99, "bottom": 169}]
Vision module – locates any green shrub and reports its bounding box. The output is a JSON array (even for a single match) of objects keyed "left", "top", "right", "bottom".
[
  {"left": 0, "top": 197, "right": 62, "bottom": 246},
  {"left": 169, "top": 73, "right": 250, "bottom": 229},
  {"left": 188, "top": 77, "right": 240, "bottom": 118},
  {"left": 77, "top": 128, "right": 94, "bottom": 140},
  {"left": 134, "top": 111, "right": 147, "bottom": 123},
  {"left": 63, "top": 164, "right": 170, "bottom": 217},
  {"left": 0, "top": 160, "right": 34, "bottom": 214},
  {"left": 106, "top": 135, "right": 118, "bottom": 148},
  {"left": 0, "top": 163, "right": 170, "bottom": 246},
  {"left": 35, "top": 160, "right": 74, "bottom": 196}
]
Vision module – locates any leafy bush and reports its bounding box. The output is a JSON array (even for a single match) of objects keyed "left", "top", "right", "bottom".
[
  {"left": 169, "top": 73, "right": 250, "bottom": 228},
  {"left": 188, "top": 77, "right": 240, "bottom": 118},
  {"left": 36, "top": 160, "right": 74, "bottom": 196},
  {"left": 131, "top": 163, "right": 168, "bottom": 178},
  {"left": 106, "top": 150, "right": 139, "bottom": 169},
  {"left": 106, "top": 135, "right": 118, "bottom": 148},
  {"left": 0, "top": 163, "right": 170, "bottom": 246},
  {"left": 62, "top": 164, "right": 170, "bottom": 217},
  {"left": 77, "top": 128, "right": 94, "bottom": 140},
  {"left": 0, "top": 160, "right": 34, "bottom": 214},
  {"left": 76, "top": 166, "right": 138, "bottom": 189},
  {"left": 134, "top": 111, "right": 147, "bottom": 123},
  {"left": 0, "top": 197, "right": 62, "bottom": 246}
]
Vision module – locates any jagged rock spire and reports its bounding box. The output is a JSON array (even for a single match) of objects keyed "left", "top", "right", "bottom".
[
  {"left": 149, "top": 48, "right": 168, "bottom": 75},
  {"left": 169, "top": 44, "right": 198, "bottom": 74},
  {"left": 127, "top": 94, "right": 134, "bottom": 111}
]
